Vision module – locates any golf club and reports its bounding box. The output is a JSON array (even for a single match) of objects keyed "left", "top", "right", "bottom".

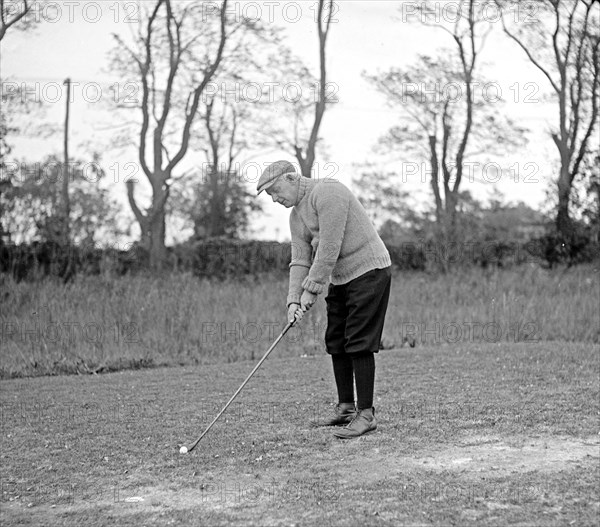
[{"left": 180, "top": 318, "right": 297, "bottom": 453}]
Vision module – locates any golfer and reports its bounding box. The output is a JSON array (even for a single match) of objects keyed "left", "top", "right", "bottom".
[{"left": 257, "top": 160, "right": 392, "bottom": 438}]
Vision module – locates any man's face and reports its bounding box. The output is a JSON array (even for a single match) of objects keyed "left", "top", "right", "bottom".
[{"left": 265, "top": 176, "right": 298, "bottom": 208}]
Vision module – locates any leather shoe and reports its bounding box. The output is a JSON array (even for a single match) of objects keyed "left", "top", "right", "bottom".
[
  {"left": 333, "top": 407, "right": 377, "bottom": 438},
  {"left": 311, "top": 402, "right": 356, "bottom": 427}
]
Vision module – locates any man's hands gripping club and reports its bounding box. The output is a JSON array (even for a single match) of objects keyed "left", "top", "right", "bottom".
[{"left": 288, "top": 290, "right": 318, "bottom": 323}]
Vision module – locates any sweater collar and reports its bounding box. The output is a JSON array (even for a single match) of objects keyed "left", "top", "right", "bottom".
[{"left": 294, "top": 176, "right": 317, "bottom": 206}]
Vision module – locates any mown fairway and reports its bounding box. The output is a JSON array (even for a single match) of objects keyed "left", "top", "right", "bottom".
[{"left": 1, "top": 340, "right": 598, "bottom": 526}]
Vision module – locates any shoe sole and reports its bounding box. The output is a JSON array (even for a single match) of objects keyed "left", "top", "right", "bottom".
[
  {"left": 333, "top": 426, "right": 377, "bottom": 439},
  {"left": 309, "top": 419, "right": 354, "bottom": 428}
]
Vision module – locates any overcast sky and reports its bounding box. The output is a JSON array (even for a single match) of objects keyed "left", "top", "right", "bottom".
[{"left": 3, "top": 0, "right": 558, "bottom": 243}]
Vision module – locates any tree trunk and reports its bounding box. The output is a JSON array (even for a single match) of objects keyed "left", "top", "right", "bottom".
[
  {"left": 554, "top": 130, "right": 574, "bottom": 238},
  {"left": 428, "top": 135, "right": 443, "bottom": 226},
  {"left": 149, "top": 207, "right": 166, "bottom": 269},
  {"left": 445, "top": 191, "right": 458, "bottom": 242},
  {"left": 208, "top": 168, "right": 222, "bottom": 237},
  {"left": 126, "top": 177, "right": 167, "bottom": 268},
  {"left": 556, "top": 171, "right": 573, "bottom": 237}
]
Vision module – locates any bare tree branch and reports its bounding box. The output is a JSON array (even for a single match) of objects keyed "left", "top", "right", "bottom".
[
  {"left": 0, "top": 0, "right": 30, "bottom": 41},
  {"left": 498, "top": 2, "right": 561, "bottom": 93},
  {"left": 166, "top": 0, "right": 229, "bottom": 173},
  {"left": 137, "top": 0, "right": 163, "bottom": 180},
  {"left": 300, "top": 0, "right": 334, "bottom": 177}
]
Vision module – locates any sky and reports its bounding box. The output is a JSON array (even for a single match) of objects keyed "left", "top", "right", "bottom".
[{"left": 2, "top": 0, "right": 560, "bottom": 243}]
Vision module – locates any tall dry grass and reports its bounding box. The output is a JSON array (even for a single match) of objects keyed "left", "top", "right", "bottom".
[
  {"left": 1, "top": 264, "right": 598, "bottom": 378},
  {"left": 384, "top": 263, "right": 599, "bottom": 347}
]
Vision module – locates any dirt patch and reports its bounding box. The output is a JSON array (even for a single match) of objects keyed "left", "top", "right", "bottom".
[
  {"left": 412, "top": 435, "right": 598, "bottom": 474},
  {"left": 333, "top": 434, "right": 600, "bottom": 484},
  {"left": 65, "top": 435, "right": 598, "bottom": 517}
]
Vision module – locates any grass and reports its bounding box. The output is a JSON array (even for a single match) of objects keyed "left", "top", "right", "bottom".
[
  {"left": 1, "top": 263, "right": 598, "bottom": 378},
  {"left": 1, "top": 341, "right": 598, "bottom": 526}
]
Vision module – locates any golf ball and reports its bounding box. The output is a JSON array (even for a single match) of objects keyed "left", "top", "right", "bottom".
[{"left": 179, "top": 446, "right": 188, "bottom": 454}]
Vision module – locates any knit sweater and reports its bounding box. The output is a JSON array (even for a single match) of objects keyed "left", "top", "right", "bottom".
[{"left": 286, "top": 177, "right": 391, "bottom": 307}]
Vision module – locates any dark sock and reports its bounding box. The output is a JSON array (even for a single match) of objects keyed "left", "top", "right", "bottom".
[
  {"left": 352, "top": 352, "right": 375, "bottom": 410},
  {"left": 331, "top": 354, "right": 354, "bottom": 404}
]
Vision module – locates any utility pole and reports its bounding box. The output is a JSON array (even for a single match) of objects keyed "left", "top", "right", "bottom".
[{"left": 62, "top": 77, "right": 71, "bottom": 244}]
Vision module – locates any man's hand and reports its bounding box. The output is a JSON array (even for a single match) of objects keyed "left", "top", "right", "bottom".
[
  {"left": 300, "top": 290, "right": 318, "bottom": 312},
  {"left": 288, "top": 292, "right": 318, "bottom": 324},
  {"left": 287, "top": 303, "right": 304, "bottom": 324}
]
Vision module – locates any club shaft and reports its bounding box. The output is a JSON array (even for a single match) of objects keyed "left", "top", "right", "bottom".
[{"left": 187, "top": 320, "right": 294, "bottom": 451}]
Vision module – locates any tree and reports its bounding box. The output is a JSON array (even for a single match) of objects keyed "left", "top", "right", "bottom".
[
  {"left": 0, "top": 0, "right": 45, "bottom": 244},
  {"left": 366, "top": 0, "right": 528, "bottom": 252},
  {"left": 107, "top": 0, "right": 285, "bottom": 256},
  {"left": 353, "top": 165, "right": 411, "bottom": 229},
  {"left": 0, "top": 0, "right": 36, "bottom": 41},
  {"left": 367, "top": 52, "right": 526, "bottom": 247},
  {"left": 578, "top": 152, "right": 600, "bottom": 240},
  {"left": 170, "top": 96, "right": 261, "bottom": 239},
  {"left": 109, "top": 0, "right": 234, "bottom": 269},
  {"left": 376, "top": 190, "right": 546, "bottom": 252},
  {"left": 474, "top": 196, "right": 546, "bottom": 242},
  {"left": 407, "top": 0, "right": 491, "bottom": 239},
  {"left": 293, "top": 0, "right": 335, "bottom": 178},
  {"left": 559, "top": 150, "right": 600, "bottom": 240},
  {"left": 260, "top": 0, "right": 336, "bottom": 179},
  {"left": 1, "top": 154, "right": 121, "bottom": 245},
  {"left": 170, "top": 170, "right": 259, "bottom": 240},
  {"left": 178, "top": 29, "right": 283, "bottom": 238},
  {"left": 497, "top": 0, "right": 600, "bottom": 237}
]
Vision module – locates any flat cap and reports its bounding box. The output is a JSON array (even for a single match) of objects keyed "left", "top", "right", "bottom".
[{"left": 257, "top": 160, "right": 296, "bottom": 194}]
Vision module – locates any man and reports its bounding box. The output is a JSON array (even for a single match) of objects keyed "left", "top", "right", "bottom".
[{"left": 257, "top": 160, "right": 392, "bottom": 439}]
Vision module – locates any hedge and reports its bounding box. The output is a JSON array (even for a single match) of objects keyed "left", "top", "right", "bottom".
[{"left": 1, "top": 233, "right": 597, "bottom": 281}]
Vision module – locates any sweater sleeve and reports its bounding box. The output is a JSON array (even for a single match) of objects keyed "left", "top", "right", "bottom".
[
  {"left": 302, "top": 185, "right": 349, "bottom": 294},
  {"left": 287, "top": 209, "right": 312, "bottom": 307}
]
